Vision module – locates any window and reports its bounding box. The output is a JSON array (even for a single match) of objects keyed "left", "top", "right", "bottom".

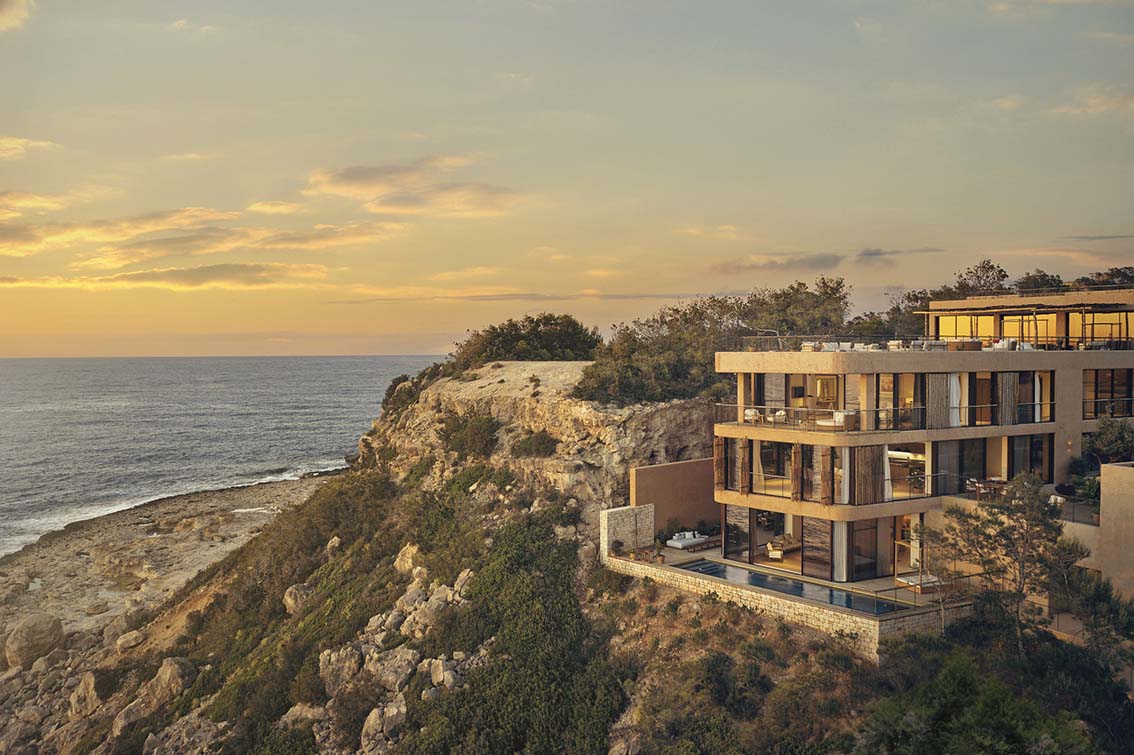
[
  {"left": 1083, "top": 369, "right": 1133, "bottom": 418},
  {"left": 724, "top": 505, "right": 751, "bottom": 562},
  {"left": 877, "top": 373, "right": 926, "bottom": 430},
  {"left": 724, "top": 437, "right": 739, "bottom": 491},
  {"left": 970, "top": 372, "right": 996, "bottom": 426},
  {"left": 851, "top": 520, "right": 878, "bottom": 581},
  {"left": 1008, "top": 434, "right": 1052, "bottom": 482}
]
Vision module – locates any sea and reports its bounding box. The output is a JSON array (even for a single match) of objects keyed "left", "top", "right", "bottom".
[{"left": 0, "top": 355, "right": 438, "bottom": 557}]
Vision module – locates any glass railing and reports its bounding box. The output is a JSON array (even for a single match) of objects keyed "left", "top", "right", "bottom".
[
  {"left": 1059, "top": 498, "right": 1100, "bottom": 526},
  {"left": 714, "top": 403, "right": 927, "bottom": 432},
  {"left": 734, "top": 334, "right": 1134, "bottom": 352},
  {"left": 1016, "top": 401, "right": 1055, "bottom": 424},
  {"left": 1083, "top": 397, "right": 1134, "bottom": 419},
  {"left": 749, "top": 473, "right": 792, "bottom": 498}
]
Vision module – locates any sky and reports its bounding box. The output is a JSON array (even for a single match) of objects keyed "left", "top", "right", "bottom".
[{"left": 1, "top": 0, "right": 1132, "bottom": 357}]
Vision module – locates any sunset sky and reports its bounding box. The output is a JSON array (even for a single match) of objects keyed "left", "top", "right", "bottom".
[{"left": 1, "top": 0, "right": 1132, "bottom": 356}]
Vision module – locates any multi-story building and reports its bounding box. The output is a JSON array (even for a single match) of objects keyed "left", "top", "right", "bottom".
[{"left": 711, "top": 288, "right": 1134, "bottom": 584}]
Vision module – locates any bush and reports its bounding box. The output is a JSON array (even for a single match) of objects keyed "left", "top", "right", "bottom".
[
  {"left": 438, "top": 411, "right": 501, "bottom": 459},
  {"left": 451, "top": 313, "right": 601, "bottom": 370},
  {"left": 511, "top": 430, "right": 560, "bottom": 458}
]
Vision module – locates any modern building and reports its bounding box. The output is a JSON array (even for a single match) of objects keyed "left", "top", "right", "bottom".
[{"left": 710, "top": 288, "right": 1134, "bottom": 584}]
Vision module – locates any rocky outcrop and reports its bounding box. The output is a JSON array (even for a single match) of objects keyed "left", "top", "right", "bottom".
[
  {"left": 283, "top": 583, "right": 314, "bottom": 616},
  {"left": 111, "top": 657, "right": 196, "bottom": 738},
  {"left": 357, "top": 361, "right": 713, "bottom": 538},
  {"left": 4, "top": 613, "right": 64, "bottom": 668}
]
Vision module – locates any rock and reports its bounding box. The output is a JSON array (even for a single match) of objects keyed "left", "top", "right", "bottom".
[
  {"left": 393, "top": 543, "right": 419, "bottom": 574},
  {"left": 360, "top": 708, "right": 391, "bottom": 755},
  {"left": 319, "top": 645, "right": 362, "bottom": 698},
  {"left": 441, "top": 670, "right": 459, "bottom": 690},
  {"left": 112, "top": 658, "right": 196, "bottom": 738},
  {"left": 283, "top": 583, "right": 314, "bottom": 616},
  {"left": 115, "top": 629, "right": 145, "bottom": 654},
  {"left": 530, "top": 497, "right": 550, "bottom": 512},
  {"left": 429, "top": 658, "right": 452, "bottom": 686},
  {"left": 609, "top": 732, "right": 642, "bottom": 755},
  {"left": 84, "top": 601, "right": 110, "bottom": 616},
  {"left": 554, "top": 524, "right": 577, "bottom": 540},
  {"left": 17, "top": 705, "right": 45, "bottom": 725},
  {"left": 421, "top": 686, "right": 440, "bottom": 702},
  {"left": 70, "top": 671, "right": 104, "bottom": 719},
  {"left": 325, "top": 535, "right": 342, "bottom": 555},
  {"left": 395, "top": 587, "right": 426, "bottom": 613},
  {"left": 382, "top": 692, "right": 407, "bottom": 736},
  {"left": 369, "top": 646, "right": 420, "bottom": 693},
  {"left": 454, "top": 569, "right": 475, "bottom": 598},
  {"left": 30, "top": 647, "right": 67, "bottom": 673},
  {"left": 577, "top": 540, "right": 598, "bottom": 566},
  {"left": 5, "top": 613, "right": 64, "bottom": 668},
  {"left": 278, "top": 702, "right": 326, "bottom": 730}
]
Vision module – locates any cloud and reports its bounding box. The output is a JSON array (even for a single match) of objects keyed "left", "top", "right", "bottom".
[
  {"left": 160, "top": 152, "right": 219, "bottom": 162},
  {"left": 0, "top": 186, "right": 118, "bottom": 218},
  {"left": 854, "top": 247, "right": 946, "bottom": 266},
  {"left": 0, "top": 207, "right": 240, "bottom": 258},
  {"left": 0, "top": 263, "right": 328, "bottom": 291},
  {"left": 168, "top": 19, "right": 218, "bottom": 34},
  {"left": 674, "top": 224, "right": 743, "bottom": 241},
  {"left": 0, "top": 0, "right": 32, "bottom": 32},
  {"left": 305, "top": 156, "right": 521, "bottom": 218},
  {"left": 709, "top": 253, "right": 845, "bottom": 274},
  {"left": 246, "top": 201, "right": 304, "bottom": 215},
  {"left": 529, "top": 245, "right": 571, "bottom": 262},
  {"left": 336, "top": 287, "right": 725, "bottom": 304},
  {"left": 1059, "top": 233, "right": 1134, "bottom": 242},
  {"left": 584, "top": 268, "right": 625, "bottom": 278},
  {"left": 1087, "top": 31, "right": 1134, "bottom": 43},
  {"left": 73, "top": 221, "right": 408, "bottom": 270},
  {"left": 0, "top": 136, "right": 59, "bottom": 161},
  {"left": 428, "top": 266, "right": 500, "bottom": 282},
  {"left": 1052, "top": 85, "right": 1134, "bottom": 117},
  {"left": 990, "top": 0, "right": 1134, "bottom": 13},
  {"left": 996, "top": 247, "right": 1125, "bottom": 268},
  {"left": 990, "top": 95, "right": 1025, "bottom": 112}
]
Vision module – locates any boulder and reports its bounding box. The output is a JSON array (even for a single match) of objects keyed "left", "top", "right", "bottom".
[
  {"left": 393, "top": 543, "right": 419, "bottom": 574},
  {"left": 278, "top": 702, "right": 326, "bottom": 730},
  {"left": 283, "top": 583, "right": 314, "bottom": 616},
  {"left": 360, "top": 708, "right": 389, "bottom": 755},
  {"left": 554, "top": 524, "right": 577, "bottom": 540},
  {"left": 69, "top": 671, "right": 104, "bottom": 719},
  {"left": 115, "top": 629, "right": 145, "bottom": 654},
  {"left": 5, "top": 613, "right": 64, "bottom": 668},
  {"left": 382, "top": 692, "right": 407, "bottom": 736},
  {"left": 369, "top": 646, "right": 420, "bottom": 693},
  {"left": 112, "top": 658, "right": 196, "bottom": 738},
  {"left": 30, "top": 647, "right": 68, "bottom": 673},
  {"left": 453, "top": 569, "right": 475, "bottom": 598},
  {"left": 577, "top": 540, "right": 598, "bottom": 566},
  {"left": 325, "top": 535, "right": 342, "bottom": 555}
]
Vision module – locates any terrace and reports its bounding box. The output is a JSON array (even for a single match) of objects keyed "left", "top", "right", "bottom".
[{"left": 734, "top": 334, "right": 1134, "bottom": 352}]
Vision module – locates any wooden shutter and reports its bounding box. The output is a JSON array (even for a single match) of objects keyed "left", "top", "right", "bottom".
[
  {"left": 739, "top": 440, "right": 751, "bottom": 494},
  {"left": 790, "top": 444, "right": 803, "bottom": 501},
  {"left": 997, "top": 371, "right": 1019, "bottom": 426},
  {"left": 819, "top": 446, "right": 833, "bottom": 505},
  {"left": 713, "top": 436, "right": 726, "bottom": 491},
  {"left": 926, "top": 373, "right": 951, "bottom": 429},
  {"left": 853, "top": 446, "right": 886, "bottom": 505}
]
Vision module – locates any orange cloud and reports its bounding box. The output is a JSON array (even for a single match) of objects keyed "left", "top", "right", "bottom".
[
  {"left": 0, "top": 136, "right": 59, "bottom": 160},
  {"left": 305, "top": 156, "right": 520, "bottom": 218},
  {"left": 0, "top": 263, "right": 328, "bottom": 291},
  {"left": 246, "top": 200, "right": 304, "bottom": 215}
]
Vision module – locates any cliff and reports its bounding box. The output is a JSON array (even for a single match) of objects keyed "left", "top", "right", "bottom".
[{"left": 357, "top": 360, "right": 714, "bottom": 537}]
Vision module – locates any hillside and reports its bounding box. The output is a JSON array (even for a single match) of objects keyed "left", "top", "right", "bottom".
[{"left": 1, "top": 361, "right": 1129, "bottom": 754}]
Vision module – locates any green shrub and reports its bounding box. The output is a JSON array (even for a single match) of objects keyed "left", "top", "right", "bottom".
[
  {"left": 438, "top": 411, "right": 500, "bottom": 459},
  {"left": 402, "top": 455, "right": 435, "bottom": 487},
  {"left": 450, "top": 313, "right": 601, "bottom": 370},
  {"left": 510, "top": 430, "right": 560, "bottom": 458}
]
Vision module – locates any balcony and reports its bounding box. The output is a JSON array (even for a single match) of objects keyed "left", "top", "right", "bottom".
[
  {"left": 715, "top": 402, "right": 1053, "bottom": 434},
  {"left": 733, "top": 334, "right": 1134, "bottom": 352},
  {"left": 723, "top": 471, "right": 954, "bottom": 507}
]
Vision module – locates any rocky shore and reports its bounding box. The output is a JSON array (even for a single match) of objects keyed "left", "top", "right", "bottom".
[{"left": 0, "top": 476, "right": 330, "bottom": 646}]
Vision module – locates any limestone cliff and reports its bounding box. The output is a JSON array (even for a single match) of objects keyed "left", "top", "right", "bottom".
[{"left": 356, "top": 361, "right": 714, "bottom": 537}]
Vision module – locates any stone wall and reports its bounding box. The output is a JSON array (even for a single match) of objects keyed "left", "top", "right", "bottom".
[
  {"left": 598, "top": 507, "right": 971, "bottom": 662},
  {"left": 599, "top": 504, "right": 656, "bottom": 557}
]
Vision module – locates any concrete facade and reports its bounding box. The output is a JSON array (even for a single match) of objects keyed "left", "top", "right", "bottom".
[{"left": 1092, "top": 462, "right": 1134, "bottom": 597}]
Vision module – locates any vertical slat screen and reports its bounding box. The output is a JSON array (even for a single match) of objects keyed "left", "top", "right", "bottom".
[
  {"left": 790, "top": 443, "right": 803, "bottom": 501},
  {"left": 713, "top": 436, "right": 725, "bottom": 490},
  {"left": 853, "top": 446, "right": 886, "bottom": 505},
  {"left": 739, "top": 440, "right": 751, "bottom": 494},
  {"left": 819, "top": 446, "right": 833, "bottom": 504},
  {"left": 997, "top": 371, "right": 1019, "bottom": 426},
  {"left": 926, "top": 373, "right": 951, "bottom": 429}
]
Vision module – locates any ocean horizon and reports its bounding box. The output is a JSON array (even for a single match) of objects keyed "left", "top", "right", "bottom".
[{"left": 0, "top": 355, "right": 438, "bottom": 557}]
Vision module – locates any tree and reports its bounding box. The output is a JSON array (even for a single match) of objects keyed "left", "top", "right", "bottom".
[
  {"left": 912, "top": 523, "right": 967, "bottom": 636},
  {"left": 1072, "top": 266, "right": 1134, "bottom": 289},
  {"left": 451, "top": 313, "right": 601, "bottom": 370},
  {"left": 951, "top": 259, "right": 1010, "bottom": 297},
  {"left": 1083, "top": 415, "right": 1134, "bottom": 465},
  {"left": 1014, "top": 269, "right": 1065, "bottom": 292},
  {"left": 940, "top": 473, "right": 1065, "bottom": 656}
]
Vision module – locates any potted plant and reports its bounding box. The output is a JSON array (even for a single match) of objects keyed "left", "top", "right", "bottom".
[
  {"left": 611, "top": 540, "right": 625, "bottom": 558},
  {"left": 653, "top": 541, "right": 665, "bottom": 564}
]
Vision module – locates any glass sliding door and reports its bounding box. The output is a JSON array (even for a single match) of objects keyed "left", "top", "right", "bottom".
[{"left": 851, "top": 520, "right": 878, "bottom": 581}]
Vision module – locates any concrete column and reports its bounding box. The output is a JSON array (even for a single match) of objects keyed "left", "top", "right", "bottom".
[
  {"left": 860, "top": 373, "right": 877, "bottom": 431},
  {"left": 1053, "top": 365, "right": 1082, "bottom": 484}
]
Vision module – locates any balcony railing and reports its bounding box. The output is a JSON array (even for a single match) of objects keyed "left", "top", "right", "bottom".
[
  {"left": 1083, "top": 397, "right": 1134, "bottom": 419},
  {"left": 733, "top": 334, "right": 1134, "bottom": 352},
  {"left": 1059, "top": 498, "right": 1100, "bottom": 527},
  {"left": 715, "top": 402, "right": 1053, "bottom": 432},
  {"left": 725, "top": 471, "right": 954, "bottom": 506}
]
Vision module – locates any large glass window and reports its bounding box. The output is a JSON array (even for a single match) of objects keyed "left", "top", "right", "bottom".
[
  {"left": 970, "top": 372, "right": 995, "bottom": 426},
  {"left": 724, "top": 437, "right": 739, "bottom": 491},
  {"left": 753, "top": 441, "right": 791, "bottom": 497},
  {"left": 1009, "top": 434, "right": 1052, "bottom": 482},
  {"left": 877, "top": 373, "right": 925, "bottom": 430},
  {"left": 802, "top": 518, "right": 833, "bottom": 580},
  {"left": 1083, "top": 369, "right": 1133, "bottom": 418},
  {"left": 934, "top": 439, "right": 988, "bottom": 493},
  {"left": 851, "top": 520, "right": 878, "bottom": 581}
]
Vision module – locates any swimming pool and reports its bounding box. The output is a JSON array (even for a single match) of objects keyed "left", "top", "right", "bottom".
[{"left": 676, "top": 559, "right": 904, "bottom": 615}]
